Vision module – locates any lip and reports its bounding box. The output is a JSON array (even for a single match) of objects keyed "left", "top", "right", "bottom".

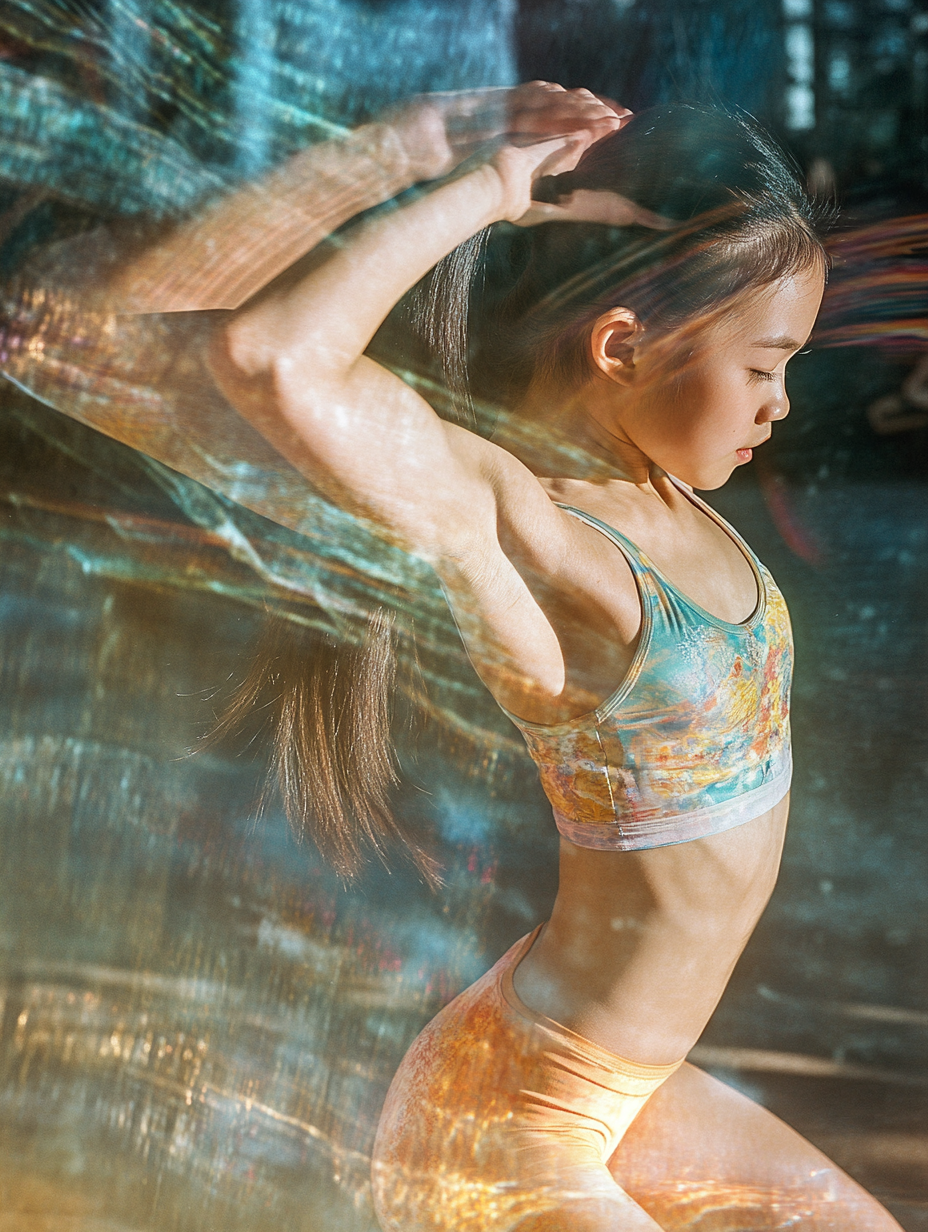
[{"left": 736, "top": 434, "right": 771, "bottom": 461}]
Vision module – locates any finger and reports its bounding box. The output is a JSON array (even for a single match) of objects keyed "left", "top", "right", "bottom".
[
  {"left": 507, "top": 129, "right": 593, "bottom": 157},
  {"left": 517, "top": 87, "right": 623, "bottom": 118},
  {"left": 440, "top": 82, "right": 619, "bottom": 145},
  {"left": 564, "top": 88, "right": 627, "bottom": 127},
  {"left": 513, "top": 93, "right": 618, "bottom": 121},
  {"left": 528, "top": 188, "right": 679, "bottom": 230},
  {"left": 593, "top": 92, "right": 633, "bottom": 119},
  {"left": 515, "top": 83, "right": 618, "bottom": 114},
  {"left": 510, "top": 201, "right": 564, "bottom": 228},
  {"left": 511, "top": 80, "right": 611, "bottom": 116},
  {"left": 533, "top": 130, "right": 596, "bottom": 177},
  {"left": 508, "top": 100, "right": 624, "bottom": 136},
  {"left": 499, "top": 131, "right": 592, "bottom": 176}
]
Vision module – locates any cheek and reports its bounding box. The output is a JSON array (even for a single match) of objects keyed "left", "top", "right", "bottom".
[
  {"left": 671, "top": 387, "right": 753, "bottom": 466},
  {"left": 693, "top": 368, "right": 753, "bottom": 425},
  {"left": 668, "top": 373, "right": 731, "bottom": 440},
  {"left": 633, "top": 363, "right": 749, "bottom": 456}
]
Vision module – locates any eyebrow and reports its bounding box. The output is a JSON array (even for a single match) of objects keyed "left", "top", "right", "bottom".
[{"left": 751, "top": 334, "right": 807, "bottom": 350}]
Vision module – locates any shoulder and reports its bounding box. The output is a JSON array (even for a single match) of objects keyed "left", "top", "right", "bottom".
[
  {"left": 441, "top": 420, "right": 576, "bottom": 551},
  {"left": 443, "top": 422, "right": 640, "bottom": 614}
]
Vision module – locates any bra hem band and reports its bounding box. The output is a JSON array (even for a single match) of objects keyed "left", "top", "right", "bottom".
[{"left": 553, "top": 758, "right": 792, "bottom": 852}]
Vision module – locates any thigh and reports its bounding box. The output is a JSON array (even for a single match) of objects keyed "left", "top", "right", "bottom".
[
  {"left": 608, "top": 1063, "right": 903, "bottom": 1231},
  {"left": 373, "top": 935, "right": 668, "bottom": 1232}
]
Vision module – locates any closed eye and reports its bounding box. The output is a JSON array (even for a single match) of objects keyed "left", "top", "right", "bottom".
[{"left": 749, "top": 369, "right": 777, "bottom": 383}]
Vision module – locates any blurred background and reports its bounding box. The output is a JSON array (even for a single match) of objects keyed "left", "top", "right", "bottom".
[{"left": 0, "top": 1, "right": 925, "bottom": 1229}]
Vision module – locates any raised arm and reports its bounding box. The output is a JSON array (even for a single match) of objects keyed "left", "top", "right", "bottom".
[
  {"left": 105, "top": 122, "right": 415, "bottom": 313},
  {"left": 107, "top": 85, "right": 629, "bottom": 314},
  {"left": 208, "top": 88, "right": 621, "bottom": 556},
  {"left": 208, "top": 87, "right": 625, "bottom": 708}
]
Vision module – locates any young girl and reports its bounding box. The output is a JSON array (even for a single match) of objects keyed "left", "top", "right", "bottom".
[{"left": 204, "top": 87, "right": 901, "bottom": 1231}]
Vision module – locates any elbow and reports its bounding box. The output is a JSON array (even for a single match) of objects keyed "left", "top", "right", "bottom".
[
  {"left": 208, "top": 311, "right": 301, "bottom": 416},
  {"left": 207, "top": 315, "right": 293, "bottom": 440},
  {"left": 207, "top": 315, "right": 340, "bottom": 461},
  {"left": 212, "top": 308, "right": 277, "bottom": 384},
  {"left": 212, "top": 306, "right": 344, "bottom": 407}
]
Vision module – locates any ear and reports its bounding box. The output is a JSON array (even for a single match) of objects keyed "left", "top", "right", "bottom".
[{"left": 590, "top": 307, "right": 643, "bottom": 386}]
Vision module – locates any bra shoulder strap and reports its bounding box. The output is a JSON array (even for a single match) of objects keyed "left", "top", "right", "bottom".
[
  {"left": 555, "top": 503, "right": 653, "bottom": 578},
  {"left": 555, "top": 503, "right": 692, "bottom": 632},
  {"left": 666, "top": 478, "right": 765, "bottom": 572}
]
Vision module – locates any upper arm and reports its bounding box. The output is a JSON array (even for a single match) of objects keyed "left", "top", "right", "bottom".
[
  {"left": 209, "top": 315, "right": 507, "bottom": 558},
  {"left": 209, "top": 317, "right": 581, "bottom": 707}
]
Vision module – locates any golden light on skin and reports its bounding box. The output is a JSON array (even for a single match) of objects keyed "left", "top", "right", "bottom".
[
  {"left": 531, "top": 265, "right": 827, "bottom": 493},
  {"left": 0, "top": 70, "right": 912, "bottom": 1232},
  {"left": 516, "top": 187, "right": 678, "bottom": 230}
]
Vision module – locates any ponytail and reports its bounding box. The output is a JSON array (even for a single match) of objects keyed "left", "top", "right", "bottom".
[{"left": 206, "top": 607, "right": 441, "bottom": 887}]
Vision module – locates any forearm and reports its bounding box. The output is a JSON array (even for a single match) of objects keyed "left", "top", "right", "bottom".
[
  {"left": 225, "top": 162, "right": 505, "bottom": 379},
  {"left": 107, "top": 122, "right": 414, "bottom": 314}
]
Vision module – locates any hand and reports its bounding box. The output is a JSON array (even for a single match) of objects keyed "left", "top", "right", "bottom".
[
  {"left": 488, "top": 132, "right": 597, "bottom": 224},
  {"left": 383, "top": 81, "right": 630, "bottom": 182},
  {"left": 515, "top": 188, "right": 678, "bottom": 231}
]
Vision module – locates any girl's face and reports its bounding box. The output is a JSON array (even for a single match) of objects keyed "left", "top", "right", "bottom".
[{"left": 611, "top": 265, "right": 826, "bottom": 490}]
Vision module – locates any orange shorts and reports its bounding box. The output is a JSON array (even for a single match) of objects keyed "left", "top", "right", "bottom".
[{"left": 372, "top": 928, "right": 683, "bottom": 1231}]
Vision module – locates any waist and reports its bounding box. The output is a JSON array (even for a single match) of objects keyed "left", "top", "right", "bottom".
[{"left": 526, "top": 798, "right": 790, "bottom": 1058}]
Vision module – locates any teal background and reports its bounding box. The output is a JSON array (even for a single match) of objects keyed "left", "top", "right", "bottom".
[{"left": 0, "top": 2, "right": 925, "bottom": 1228}]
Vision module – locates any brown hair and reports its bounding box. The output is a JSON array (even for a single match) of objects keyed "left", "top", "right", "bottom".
[
  {"left": 207, "top": 608, "right": 440, "bottom": 886},
  {"left": 217, "top": 105, "right": 830, "bottom": 881},
  {"left": 464, "top": 105, "right": 831, "bottom": 409}
]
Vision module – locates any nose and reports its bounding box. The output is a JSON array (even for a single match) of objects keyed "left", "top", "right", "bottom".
[{"left": 758, "top": 389, "right": 790, "bottom": 423}]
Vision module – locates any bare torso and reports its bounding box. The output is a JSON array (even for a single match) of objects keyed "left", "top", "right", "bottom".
[
  {"left": 482, "top": 468, "right": 788, "bottom": 1067},
  {"left": 205, "top": 101, "right": 820, "bottom": 1073}
]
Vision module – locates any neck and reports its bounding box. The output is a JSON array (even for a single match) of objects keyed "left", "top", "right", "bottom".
[{"left": 498, "top": 375, "right": 656, "bottom": 488}]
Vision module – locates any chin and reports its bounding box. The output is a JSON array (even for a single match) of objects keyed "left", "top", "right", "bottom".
[{"left": 675, "top": 465, "right": 735, "bottom": 492}]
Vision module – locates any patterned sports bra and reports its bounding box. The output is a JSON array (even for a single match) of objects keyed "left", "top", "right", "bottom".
[{"left": 505, "top": 488, "right": 793, "bottom": 851}]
